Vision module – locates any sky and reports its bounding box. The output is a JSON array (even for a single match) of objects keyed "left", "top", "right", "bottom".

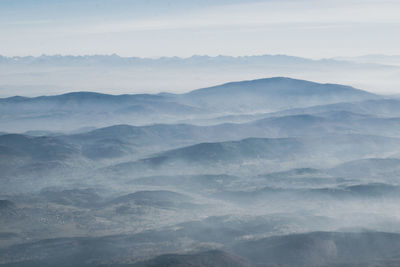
[{"left": 1, "top": 0, "right": 400, "bottom": 58}]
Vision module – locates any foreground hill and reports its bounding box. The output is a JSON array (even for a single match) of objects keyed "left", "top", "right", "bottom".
[
  {"left": 107, "top": 134, "right": 400, "bottom": 176},
  {"left": 4, "top": 110, "right": 400, "bottom": 191},
  {"left": 2, "top": 231, "right": 400, "bottom": 267},
  {"left": 0, "top": 134, "right": 80, "bottom": 182},
  {"left": 4, "top": 130, "right": 398, "bottom": 183},
  {"left": 63, "top": 110, "right": 400, "bottom": 159},
  {"left": 131, "top": 250, "right": 250, "bottom": 267},
  {"left": 233, "top": 231, "right": 400, "bottom": 266}
]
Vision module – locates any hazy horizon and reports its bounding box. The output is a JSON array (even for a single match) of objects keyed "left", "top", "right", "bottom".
[
  {"left": 1, "top": 53, "right": 400, "bottom": 60},
  {"left": 1, "top": 0, "right": 400, "bottom": 58},
  {"left": 3, "top": 1, "right": 400, "bottom": 266},
  {"left": 1, "top": 53, "right": 400, "bottom": 97},
  {"left": 2, "top": 0, "right": 400, "bottom": 97}
]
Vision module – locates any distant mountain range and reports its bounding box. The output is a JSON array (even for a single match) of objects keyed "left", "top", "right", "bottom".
[
  {"left": 1, "top": 54, "right": 400, "bottom": 96},
  {"left": 335, "top": 54, "right": 400, "bottom": 66},
  {"left": 1, "top": 53, "right": 398, "bottom": 67},
  {"left": 0, "top": 77, "right": 379, "bottom": 132},
  {"left": 0, "top": 54, "right": 347, "bottom": 66}
]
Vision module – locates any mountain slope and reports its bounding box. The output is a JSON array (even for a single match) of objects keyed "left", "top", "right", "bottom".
[
  {"left": 142, "top": 137, "right": 303, "bottom": 166},
  {"left": 0, "top": 77, "right": 378, "bottom": 132},
  {"left": 181, "top": 77, "right": 377, "bottom": 112},
  {"left": 233, "top": 231, "right": 400, "bottom": 266},
  {"left": 272, "top": 98, "right": 400, "bottom": 118},
  {"left": 132, "top": 250, "right": 251, "bottom": 267}
]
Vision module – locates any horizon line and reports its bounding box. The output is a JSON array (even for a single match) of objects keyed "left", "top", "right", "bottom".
[
  {"left": 1, "top": 53, "right": 398, "bottom": 61},
  {"left": 0, "top": 77, "right": 375, "bottom": 99}
]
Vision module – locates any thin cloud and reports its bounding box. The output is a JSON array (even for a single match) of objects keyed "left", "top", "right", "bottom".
[
  {"left": 0, "top": 0, "right": 399, "bottom": 57},
  {"left": 70, "top": 0, "right": 400, "bottom": 34}
]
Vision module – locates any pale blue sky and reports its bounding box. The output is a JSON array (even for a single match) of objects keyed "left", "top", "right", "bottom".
[{"left": 1, "top": 0, "right": 400, "bottom": 58}]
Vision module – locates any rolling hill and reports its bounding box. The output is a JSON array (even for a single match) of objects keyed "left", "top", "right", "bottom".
[{"left": 0, "top": 77, "right": 379, "bottom": 132}]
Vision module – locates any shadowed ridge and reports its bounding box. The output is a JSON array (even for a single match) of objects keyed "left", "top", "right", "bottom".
[
  {"left": 185, "top": 77, "right": 376, "bottom": 97},
  {"left": 132, "top": 250, "right": 251, "bottom": 267}
]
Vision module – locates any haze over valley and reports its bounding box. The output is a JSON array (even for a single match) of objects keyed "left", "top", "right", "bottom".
[
  {"left": 2, "top": 77, "right": 400, "bottom": 266},
  {"left": 2, "top": 0, "right": 400, "bottom": 265}
]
